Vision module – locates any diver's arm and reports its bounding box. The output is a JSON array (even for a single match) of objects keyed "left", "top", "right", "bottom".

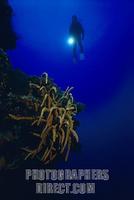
[
  {"left": 81, "top": 26, "right": 84, "bottom": 40},
  {"left": 69, "top": 25, "right": 73, "bottom": 36}
]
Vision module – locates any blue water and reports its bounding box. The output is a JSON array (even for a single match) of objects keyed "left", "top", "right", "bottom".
[{"left": 5, "top": 0, "right": 134, "bottom": 199}]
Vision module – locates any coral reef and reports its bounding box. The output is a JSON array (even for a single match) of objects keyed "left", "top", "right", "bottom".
[{"left": 0, "top": 49, "right": 84, "bottom": 169}]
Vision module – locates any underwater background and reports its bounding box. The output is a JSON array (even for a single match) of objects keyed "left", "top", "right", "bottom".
[{"left": 1, "top": 0, "right": 134, "bottom": 199}]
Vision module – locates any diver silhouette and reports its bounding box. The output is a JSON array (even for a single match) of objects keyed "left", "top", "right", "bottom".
[{"left": 69, "top": 15, "right": 84, "bottom": 62}]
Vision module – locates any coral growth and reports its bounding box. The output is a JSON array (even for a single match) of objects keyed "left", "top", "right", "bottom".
[
  {"left": 9, "top": 74, "right": 80, "bottom": 164},
  {"left": 0, "top": 49, "right": 84, "bottom": 168}
]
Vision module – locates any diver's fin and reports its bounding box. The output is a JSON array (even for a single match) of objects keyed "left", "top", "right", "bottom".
[
  {"left": 80, "top": 53, "right": 85, "bottom": 61},
  {"left": 73, "top": 57, "right": 77, "bottom": 64}
]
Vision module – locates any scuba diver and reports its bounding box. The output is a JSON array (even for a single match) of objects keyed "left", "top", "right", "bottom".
[{"left": 69, "top": 15, "right": 85, "bottom": 62}]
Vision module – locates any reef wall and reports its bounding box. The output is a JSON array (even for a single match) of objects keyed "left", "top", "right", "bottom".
[{"left": 0, "top": 49, "right": 84, "bottom": 170}]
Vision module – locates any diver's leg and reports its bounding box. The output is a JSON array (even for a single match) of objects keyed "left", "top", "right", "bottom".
[
  {"left": 78, "top": 39, "right": 85, "bottom": 60},
  {"left": 78, "top": 38, "right": 84, "bottom": 53},
  {"left": 73, "top": 42, "right": 77, "bottom": 62}
]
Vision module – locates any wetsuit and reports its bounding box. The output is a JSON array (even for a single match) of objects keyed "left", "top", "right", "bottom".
[{"left": 69, "top": 21, "right": 84, "bottom": 59}]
